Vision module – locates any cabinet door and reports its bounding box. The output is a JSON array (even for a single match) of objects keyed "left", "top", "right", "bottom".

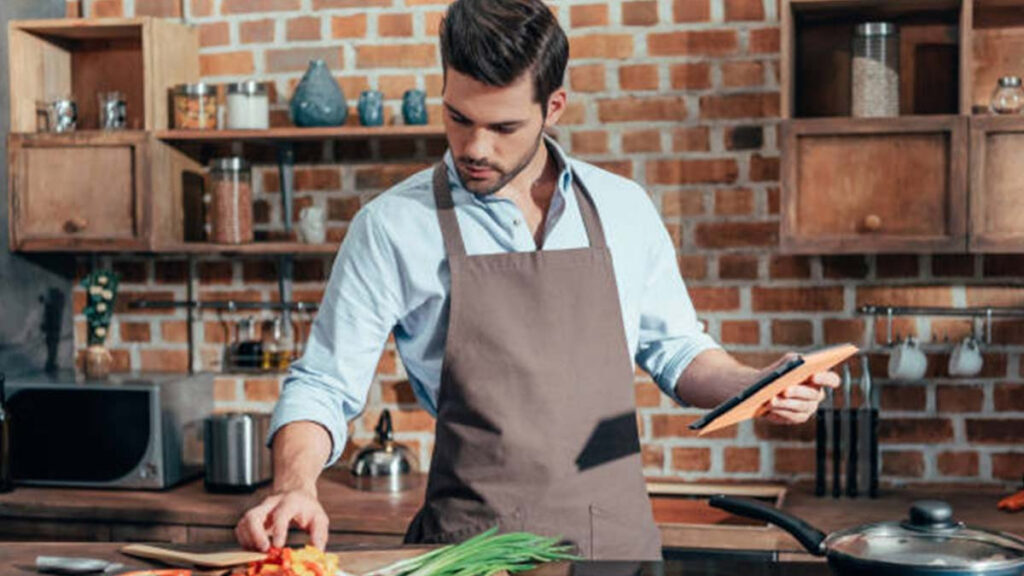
[
  {"left": 970, "top": 116, "right": 1024, "bottom": 252},
  {"left": 9, "top": 132, "right": 149, "bottom": 251},
  {"left": 781, "top": 117, "right": 968, "bottom": 254}
]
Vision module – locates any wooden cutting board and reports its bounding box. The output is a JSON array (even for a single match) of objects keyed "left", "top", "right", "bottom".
[{"left": 120, "top": 544, "right": 430, "bottom": 574}]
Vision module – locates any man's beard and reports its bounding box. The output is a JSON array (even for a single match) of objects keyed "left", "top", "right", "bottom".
[{"left": 456, "top": 129, "right": 545, "bottom": 197}]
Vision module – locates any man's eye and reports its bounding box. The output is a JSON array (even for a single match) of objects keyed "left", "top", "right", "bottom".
[
  {"left": 451, "top": 115, "right": 471, "bottom": 125},
  {"left": 493, "top": 125, "right": 516, "bottom": 134}
]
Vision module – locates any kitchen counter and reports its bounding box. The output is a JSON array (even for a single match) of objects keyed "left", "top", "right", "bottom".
[{"left": 0, "top": 471, "right": 1019, "bottom": 551}]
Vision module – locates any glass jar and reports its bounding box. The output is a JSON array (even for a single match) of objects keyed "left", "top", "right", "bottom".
[
  {"left": 173, "top": 83, "right": 217, "bottom": 129},
  {"left": 851, "top": 22, "right": 900, "bottom": 117},
  {"left": 990, "top": 76, "right": 1024, "bottom": 114},
  {"left": 260, "top": 317, "right": 294, "bottom": 371},
  {"left": 230, "top": 316, "right": 263, "bottom": 370},
  {"left": 226, "top": 81, "right": 270, "bottom": 130},
  {"left": 207, "top": 157, "right": 253, "bottom": 244}
]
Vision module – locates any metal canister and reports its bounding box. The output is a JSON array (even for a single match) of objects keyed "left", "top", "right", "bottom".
[{"left": 851, "top": 22, "right": 900, "bottom": 117}]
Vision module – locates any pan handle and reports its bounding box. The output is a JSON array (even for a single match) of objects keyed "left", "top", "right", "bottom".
[{"left": 709, "top": 495, "right": 828, "bottom": 556}]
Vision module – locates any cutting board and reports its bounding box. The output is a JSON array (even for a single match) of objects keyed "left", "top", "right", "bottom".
[{"left": 120, "top": 544, "right": 430, "bottom": 574}]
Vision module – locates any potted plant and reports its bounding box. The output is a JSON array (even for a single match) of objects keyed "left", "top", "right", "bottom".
[{"left": 81, "top": 270, "right": 120, "bottom": 379}]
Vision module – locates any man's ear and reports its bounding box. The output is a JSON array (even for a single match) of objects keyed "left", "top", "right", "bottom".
[{"left": 543, "top": 88, "right": 568, "bottom": 128}]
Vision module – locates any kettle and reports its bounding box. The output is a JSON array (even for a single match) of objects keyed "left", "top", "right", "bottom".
[{"left": 349, "top": 409, "right": 418, "bottom": 492}]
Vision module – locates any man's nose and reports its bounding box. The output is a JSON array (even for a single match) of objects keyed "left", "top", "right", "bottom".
[{"left": 463, "top": 128, "right": 495, "bottom": 162}]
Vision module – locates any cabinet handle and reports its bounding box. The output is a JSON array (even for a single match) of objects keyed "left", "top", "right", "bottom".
[
  {"left": 65, "top": 217, "right": 88, "bottom": 233},
  {"left": 863, "top": 214, "right": 882, "bottom": 232}
]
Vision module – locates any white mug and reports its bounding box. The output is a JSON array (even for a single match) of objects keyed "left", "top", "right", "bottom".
[
  {"left": 888, "top": 337, "right": 927, "bottom": 381},
  {"left": 298, "top": 206, "right": 326, "bottom": 244},
  {"left": 948, "top": 336, "right": 983, "bottom": 377}
]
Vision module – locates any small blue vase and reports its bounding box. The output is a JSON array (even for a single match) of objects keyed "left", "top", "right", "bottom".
[
  {"left": 402, "top": 89, "right": 428, "bottom": 125},
  {"left": 290, "top": 59, "right": 347, "bottom": 127},
  {"left": 358, "top": 90, "right": 384, "bottom": 127}
]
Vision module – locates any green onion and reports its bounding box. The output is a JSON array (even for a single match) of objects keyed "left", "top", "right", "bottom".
[{"left": 363, "top": 527, "right": 579, "bottom": 576}]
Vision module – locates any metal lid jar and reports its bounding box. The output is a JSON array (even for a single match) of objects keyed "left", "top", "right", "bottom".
[
  {"left": 173, "top": 83, "right": 218, "bottom": 130},
  {"left": 226, "top": 80, "right": 270, "bottom": 130},
  {"left": 207, "top": 157, "right": 253, "bottom": 244},
  {"left": 852, "top": 22, "right": 900, "bottom": 118}
]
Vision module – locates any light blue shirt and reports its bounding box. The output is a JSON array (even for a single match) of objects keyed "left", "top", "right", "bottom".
[{"left": 269, "top": 137, "right": 721, "bottom": 466}]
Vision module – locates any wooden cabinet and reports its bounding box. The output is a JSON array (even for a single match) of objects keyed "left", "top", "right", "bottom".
[
  {"left": 969, "top": 116, "right": 1024, "bottom": 252},
  {"left": 8, "top": 131, "right": 151, "bottom": 251},
  {"left": 781, "top": 116, "right": 968, "bottom": 253}
]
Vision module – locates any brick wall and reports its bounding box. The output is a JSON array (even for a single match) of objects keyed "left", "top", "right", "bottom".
[{"left": 67, "top": 0, "right": 1023, "bottom": 487}]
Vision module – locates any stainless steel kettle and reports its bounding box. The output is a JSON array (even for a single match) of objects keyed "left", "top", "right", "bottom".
[{"left": 349, "top": 409, "right": 417, "bottom": 493}]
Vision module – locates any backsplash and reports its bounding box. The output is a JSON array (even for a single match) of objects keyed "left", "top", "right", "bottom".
[{"left": 69, "top": 0, "right": 1023, "bottom": 487}]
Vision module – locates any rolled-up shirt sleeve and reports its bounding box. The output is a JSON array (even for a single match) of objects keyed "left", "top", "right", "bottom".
[
  {"left": 267, "top": 205, "right": 402, "bottom": 467},
  {"left": 633, "top": 212, "right": 721, "bottom": 406}
]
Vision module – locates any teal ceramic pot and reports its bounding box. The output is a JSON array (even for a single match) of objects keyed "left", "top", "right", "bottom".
[
  {"left": 401, "top": 89, "right": 428, "bottom": 125},
  {"left": 358, "top": 90, "right": 384, "bottom": 126},
  {"left": 290, "top": 59, "right": 347, "bottom": 127}
]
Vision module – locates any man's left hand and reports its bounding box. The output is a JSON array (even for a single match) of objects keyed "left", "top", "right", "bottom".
[{"left": 758, "top": 353, "right": 841, "bottom": 425}]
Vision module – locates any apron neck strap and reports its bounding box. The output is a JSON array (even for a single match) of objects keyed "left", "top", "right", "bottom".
[{"left": 432, "top": 161, "right": 609, "bottom": 257}]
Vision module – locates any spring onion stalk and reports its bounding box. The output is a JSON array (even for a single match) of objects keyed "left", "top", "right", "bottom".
[{"left": 363, "top": 527, "right": 579, "bottom": 576}]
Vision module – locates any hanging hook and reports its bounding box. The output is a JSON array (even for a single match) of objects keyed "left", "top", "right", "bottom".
[
  {"left": 886, "top": 307, "right": 894, "bottom": 346},
  {"left": 986, "top": 308, "right": 993, "bottom": 346}
]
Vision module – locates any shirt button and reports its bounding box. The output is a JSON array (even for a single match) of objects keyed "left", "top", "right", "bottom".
[{"left": 512, "top": 218, "right": 521, "bottom": 226}]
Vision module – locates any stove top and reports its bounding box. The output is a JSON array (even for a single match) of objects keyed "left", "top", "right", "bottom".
[{"left": 526, "top": 548, "right": 832, "bottom": 576}]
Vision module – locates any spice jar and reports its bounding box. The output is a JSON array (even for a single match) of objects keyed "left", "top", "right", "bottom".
[
  {"left": 226, "top": 81, "right": 270, "bottom": 130},
  {"left": 990, "top": 76, "right": 1024, "bottom": 114},
  {"left": 260, "top": 317, "right": 294, "bottom": 371},
  {"left": 208, "top": 157, "right": 253, "bottom": 244},
  {"left": 851, "top": 22, "right": 900, "bottom": 118},
  {"left": 173, "top": 83, "right": 218, "bottom": 129}
]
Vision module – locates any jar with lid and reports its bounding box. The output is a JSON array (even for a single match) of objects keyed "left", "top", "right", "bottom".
[
  {"left": 260, "top": 317, "right": 295, "bottom": 371},
  {"left": 208, "top": 157, "right": 253, "bottom": 244},
  {"left": 226, "top": 81, "right": 270, "bottom": 130},
  {"left": 851, "top": 22, "right": 900, "bottom": 117},
  {"left": 230, "top": 316, "right": 263, "bottom": 370},
  {"left": 990, "top": 76, "right": 1024, "bottom": 114},
  {"left": 173, "top": 83, "right": 218, "bottom": 129}
]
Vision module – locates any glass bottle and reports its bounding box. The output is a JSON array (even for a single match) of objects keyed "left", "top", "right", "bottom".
[
  {"left": 260, "top": 318, "right": 281, "bottom": 372},
  {"left": 231, "top": 316, "right": 262, "bottom": 370},
  {"left": 0, "top": 374, "right": 13, "bottom": 493},
  {"left": 990, "top": 76, "right": 1024, "bottom": 114}
]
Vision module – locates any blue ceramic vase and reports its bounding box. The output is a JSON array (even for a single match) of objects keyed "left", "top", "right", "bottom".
[
  {"left": 402, "top": 89, "right": 428, "bottom": 125},
  {"left": 290, "top": 59, "right": 347, "bottom": 127},
  {"left": 358, "top": 90, "right": 384, "bottom": 126}
]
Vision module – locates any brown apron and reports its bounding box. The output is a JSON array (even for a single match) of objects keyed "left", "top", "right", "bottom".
[{"left": 403, "top": 163, "right": 662, "bottom": 560}]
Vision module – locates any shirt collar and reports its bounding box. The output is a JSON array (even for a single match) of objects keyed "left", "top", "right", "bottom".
[{"left": 443, "top": 134, "right": 574, "bottom": 205}]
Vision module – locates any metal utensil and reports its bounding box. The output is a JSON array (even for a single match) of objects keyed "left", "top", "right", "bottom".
[
  {"left": 862, "top": 354, "right": 879, "bottom": 498},
  {"left": 816, "top": 386, "right": 831, "bottom": 497},
  {"left": 846, "top": 362, "right": 859, "bottom": 498},
  {"left": 36, "top": 556, "right": 123, "bottom": 574}
]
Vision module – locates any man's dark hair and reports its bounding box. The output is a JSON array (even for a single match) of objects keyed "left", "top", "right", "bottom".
[{"left": 439, "top": 0, "right": 568, "bottom": 116}]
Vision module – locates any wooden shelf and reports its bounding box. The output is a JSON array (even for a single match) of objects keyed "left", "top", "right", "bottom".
[
  {"left": 151, "top": 241, "right": 339, "bottom": 255},
  {"left": 155, "top": 125, "right": 446, "bottom": 144}
]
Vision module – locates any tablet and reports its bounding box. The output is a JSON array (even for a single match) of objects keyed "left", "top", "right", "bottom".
[{"left": 688, "top": 356, "right": 805, "bottom": 431}]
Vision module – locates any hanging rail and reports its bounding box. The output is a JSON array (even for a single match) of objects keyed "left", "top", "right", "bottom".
[{"left": 130, "top": 300, "right": 319, "bottom": 312}]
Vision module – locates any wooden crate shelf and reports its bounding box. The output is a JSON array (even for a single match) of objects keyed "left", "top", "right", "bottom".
[
  {"left": 155, "top": 125, "right": 446, "bottom": 143},
  {"left": 150, "top": 241, "right": 339, "bottom": 255}
]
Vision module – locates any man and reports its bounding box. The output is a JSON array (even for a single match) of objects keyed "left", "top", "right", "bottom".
[{"left": 236, "top": 0, "right": 838, "bottom": 560}]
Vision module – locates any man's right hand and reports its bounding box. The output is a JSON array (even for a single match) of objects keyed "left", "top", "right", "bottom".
[{"left": 235, "top": 487, "right": 330, "bottom": 551}]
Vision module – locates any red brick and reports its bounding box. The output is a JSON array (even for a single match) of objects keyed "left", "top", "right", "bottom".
[
  {"left": 222, "top": 0, "right": 298, "bottom": 12},
  {"left": 719, "top": 255, "right": 759, "bottom": 281},
  {"left": 635, "top": 382, "right": 662, "bottom": 408},
  {"left": 378, "top": 13, "right": 413, "bottom": 37},
  {"left": 995, "top": 383, "right": 1024, "bottom": 412},
  {"left": 244, "top": 378, "right": 281, "bottom": 402},
  {"left": 570, "top": 4, "right": 608, "bottom": 27},
  {"left": 754, "top": 419, "right": 816, "bottom": 442},
  {"left": 724, "top": 447, "right": 761, "bottom": 473},
  {"left": 356, "top": 44, "right": 436, "bottom": 68},
  {"left": 191, "top": 0, "right": 213, "bottom": 16},
  {"left": 560, "top": 102, "right": 587, "bottom": 125},
  {"left": 672, "top": 126, "right": 710, "bottom": 152},
  {"left": 570, "top": 64, "right": 606, "bottom": 93},
  {"left": 937, "top": 451, "right": 978, "bottom": 477},
  {"left": 671, "top": 447, "right": 711, "bottom": 472},
  {"left": 356, "top": 164, "right": 430, "bottom": 189},
  {"left": 936, "top": 385, "right": 984, "bottom": 413},
  {"left": 119, "top": 322, "right": 151, "bottom": 343},
  {"left": 700, "top": 93, "right": 779, "bottom": 119},
  {"left": 597, "top": 97, "right": 686, "bottom": 122},
  {"left": 90, "top": 0, "right": 124, "bottom": 17},
  {"left": 331, "top": 14, "right": 368, "bottom": 38},
  {"left": 689, "top": 287, "right": 741, "bottom": 312},
  {"left": 673, "top": 0, "right": 709, "bottom": 22},
  {"left": 769, "top": 256, "right": 811, "bottom": 279},
  {"left": 749, "top": 27, "right": 780, "bottom": 53},
  {"left": 115, "top": 291, "right": 176, "bottom": 315},
  {"left": 882, "top": 450, "right": 925, "bottom": 477},
  {"left": 670, "top": 62, "right": 711, "bottom": 90},
  {"left": 66, "top": 0, "right": 82, "bottom": 17},
  {"left": 642, "top": 445, "right": 665, "bottom": 469},
  {"left": 140, "top": 350, "right": 189, "bottom": 373},
  {"left": 268, "top": 47, "right": 342, "bottom": 73},
  {"left": 199, "top": 22, "right": 230, "bottom": 47},
  {"left": 203, "top": 321, "right": 232, "bottom": 344},
  {"left": 619, "top": 65, "right": 659, "bottom": 91},
  {"left": 880, "top": 385, "right": 927, "bottom": 411},
  {"left": 714, "top": 188, "right": 754, "bottom": 215},
  {"left": 316, "top": 0, "right": 390, "bottom": 7},
  {"left": 570, "top": 34, "right": 634, "bottom": 59},
  {"left": 622, "top": 1, "right": 659, "bottom": 26},
  {"left": 200, "top": 51, "right": 254, "bottom": 76},
  {"left": 857, "top": 286, "right": 953, "bottom": 308},
  {"left": 648, "top": 159, "right": 737, "bottom": 184},
  {"left": 751, "top": 154, "right": 780, "bottom": 181},
  {"left": 365, "top": 408, "right": 435, "bottom": 432},
  {"left": 198, "top": 289, "right": 263, "bottom": 303},
  {"left": 880, "top": 418, "right": 954, "bottom": 443},
  {"left": 197, "top": 261, "right": 233, "bottom": 284},
  {"left": 725, "top": 0, "right": 765, "bottom": 21},
  {"left": 767, "top": 187, "right": 780, "bottom": 213},
  {"left": 136, "top": 0, "right": 181, "bottom": 16},
  {"left": 622, "top": 129, "right": 661, "bottom": 153},
  {"left": 753, "top": 286, "right": 844, "bottom": 312},
  {"left": 932, "top": 254, "right": 975, "bottom": 277},
  {"left": 649, "top": 30, "right": 737, "bottom": 56},
  {"left": 678, "top": 254, "right": 708, "bottom": 280},
  {"left": 286, "top": 16, "right": 321, "bottom": 41},
  {"left": 721, "top": 61, "right": 765, "bottom": 87},
  {"left": 571, "top": 130, "right": 609, "bottom": 155},
  {"left": 774, "top": 447, "right": 814, "bottom": 474},
  {"left": 824, "top": 319, "right": 865, "bottom": 346},
  {"left": 966, "top": 419, "right": 1024, "bottom": 444},
  {"left": 213, "top": 377, "right": 238, "bottom": 402},
  {"left": 965, "top": 287, "right": 1024, "bottom": 307},
  {"left": 376, "top": 349, "right": 397, "bottom": 375},
  {"left": 720, "top": 320, "right": 759, "bottom": 345},
  {"left": 696, "top": 221, "right": 778, "bottom": 249},
  {"left": 772, "top": 319, "right": 813, "bottom": 346},
  {"left": 161, "top": 320, "right": 189, "bottom": 344},
  {"left": 661, "top": 190, "right": 704, "bottom": 216},
  {"left": 992, "top": 452, "right": 1024, "bottom": 480},
  {"left": 381, "top": 380, "right": 417, "bottom": 404},
  {"left": 239, "top": 19, "right": 275, "bottom": 44},
  {"left": 593, "top": 160, "right": 632, "bottom": 178}
]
